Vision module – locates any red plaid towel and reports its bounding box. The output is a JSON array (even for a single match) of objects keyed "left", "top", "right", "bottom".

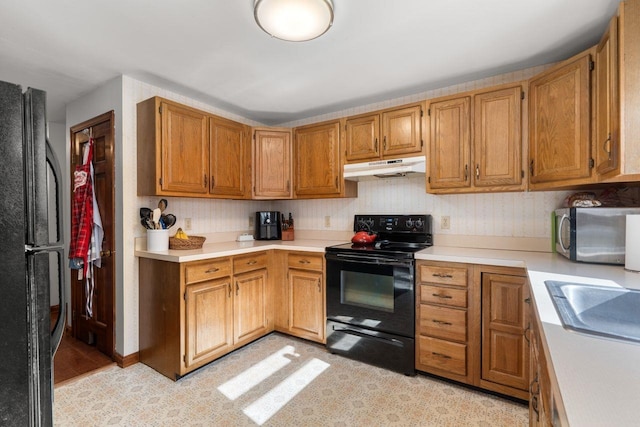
[{"left": 69, "top": 139, "right": 94, "bottom": 278}]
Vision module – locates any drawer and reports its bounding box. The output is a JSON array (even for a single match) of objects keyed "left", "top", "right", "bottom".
[
  {"left": 288, "top": 252, "right": 323, "bottom": 271},
  {"left": 419, "top": 265, "right": 467, "bottom": 287},
  {"left": 184, "top": 258, "right": 232, "bottom": 284},
  {"left": 419, "top": 305, "right": 466, "bottom": 342},
  {"left": 233, "top": 252, "right": 268, "bottom": 274},
  {"left": 420, "top": 285, "right": 467, "bottom": 308},
  {"left": 419, "top": 336, "right": 467, "bottom": 376}
]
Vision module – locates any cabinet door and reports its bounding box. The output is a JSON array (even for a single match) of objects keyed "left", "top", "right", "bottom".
[
  {"left": 474, "top": 86, "right": 523, "bottom": 187},
  {"left": 184, "top": 278, "right": 233, "bottom": 368},
  {"left": 253, "top": 129, "right": 292, "bottom": 199},
  {"left": 381, "top": 104, "right": 423, "bottom": 157},
  {"left": 595, "top": 15, "right": 620, "bottom": 177},
  {"left": 209, "top": 117, "right": 250, "bottom": 198},
  {"left": 288, "top": 269, "right": 324, "bottom": 343},
  {"left": 234, "top": 268, "right": 270, "bottom": 346},
  {"left": 481, "top": 273, "right": 529, "bottom": 391},
  {"left": 428, "top": 97, "right": 471, "bottom": 189},
  {"left": 161, "top": 101, "right": 209, "bottom": 194},
  {"left": 294, "top": 121, "right": 341, "bottom": 197},
  {"left": 345, "top": 114, "right": 380, "bottom": 162},
  {"left": 529, "top": 52, "right": 592, "bottom": 185}
]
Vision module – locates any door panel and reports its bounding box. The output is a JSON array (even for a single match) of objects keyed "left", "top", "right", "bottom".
[{"left": 70, "top": 112, "right": 115, "bottom": 358}]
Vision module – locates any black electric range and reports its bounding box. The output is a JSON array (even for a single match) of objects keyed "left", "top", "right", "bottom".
[{"left": 324, "top": 214, "right": 432, "bottom": 375}]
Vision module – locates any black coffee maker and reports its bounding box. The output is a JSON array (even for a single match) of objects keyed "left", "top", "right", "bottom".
[{"left": 255, "top": 211, "right": 282, "bottom": 240}]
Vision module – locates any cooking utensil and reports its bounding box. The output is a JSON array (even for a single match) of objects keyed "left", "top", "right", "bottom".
[
  {"left": 162, "top": 214, "right": 176, "bottom": 229},
  {"left": 140, "top": 207, "right": 153, "bottom": 220},
  {"left": 158, "top": 198, "right": 168, "bottom": 212},
  {"left": 152, "top": 208, "right": 161, "bottom": 229},
  {"left": 141, "top": 218, "right": 154, "bottom": 229}
]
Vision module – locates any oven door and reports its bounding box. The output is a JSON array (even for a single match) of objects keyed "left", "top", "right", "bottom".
[{"left": 325, "top": 252, "right": 415, "bottom": 337}]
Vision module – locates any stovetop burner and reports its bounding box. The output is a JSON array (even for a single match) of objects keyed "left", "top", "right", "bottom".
[{"left": 326, "top": 214, "right": 433, "bottom": 256}]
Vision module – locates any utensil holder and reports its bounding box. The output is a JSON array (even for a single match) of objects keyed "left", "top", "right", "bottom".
[
  {"left": 282, "top": 228, "right": 294, "bottom": 241},
  {"left": 147, "top": 229, "right": 170, "bottom": 251}
]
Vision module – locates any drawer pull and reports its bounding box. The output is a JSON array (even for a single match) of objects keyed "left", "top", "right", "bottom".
[
  {"left": 431, "top": 352, "right": 451, "bottom": 359},
  {"left": 205, "top": 267, "right": 220, "bottom": 273},
  {"left": 298, "top": 259, "right": 311, "bottom": 264},
  {"left": 432, "top": 273, "right": 453, "bottom": 279},
  {"left": 432, "top": 320, "right": 452, "bottom": 326},
  {"left": 247, "top": 260, "right": 257, "bottom": 265},
  {"left": 432, "top": 293, "right": 452, "bottom": 299}
]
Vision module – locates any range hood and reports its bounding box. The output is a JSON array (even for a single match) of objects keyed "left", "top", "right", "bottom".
[{"left": 343, "top": 156, "right": 426, "bottom": 181}]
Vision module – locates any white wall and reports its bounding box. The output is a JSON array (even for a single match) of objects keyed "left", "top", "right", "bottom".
[{"left": 73, "top": 64, "right": 580, "bottom": 357}]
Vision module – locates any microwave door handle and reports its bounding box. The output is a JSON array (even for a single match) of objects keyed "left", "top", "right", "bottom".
[{"left": 558, "top": 214, "right": 570, "bottom": 252}]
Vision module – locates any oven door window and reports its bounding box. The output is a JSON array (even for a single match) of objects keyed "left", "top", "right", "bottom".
[{"left": 341, "top": 270, "right": 394, "bottom": 312}]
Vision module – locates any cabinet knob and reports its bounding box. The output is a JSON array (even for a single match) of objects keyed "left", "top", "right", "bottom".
[
  {"left": 205, "top": 267, "right": 220, "bottom": 274},
  {"left": 475, "top": 164, "right": 480, "bottom": 179},
  {"left": 247, "top": 260, "right": 257, "bottom": 265},
  {"left": 431, "top": 293, "right": 452, "bottom": 299},
  {"left": 464, "top": 164, "right": 469, "bottom": 181},
  {"left": 298, "top": 259, "right": 311, "bottom": 264}
]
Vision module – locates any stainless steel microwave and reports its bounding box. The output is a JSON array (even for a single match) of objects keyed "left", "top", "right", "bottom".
[{"left": 555, "top": 207, "right": 640, "bottom": 264}]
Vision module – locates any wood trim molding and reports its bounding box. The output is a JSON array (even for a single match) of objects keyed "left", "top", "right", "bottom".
[{"left": 114, "top": 351, "right": 140, "bottom": 368}]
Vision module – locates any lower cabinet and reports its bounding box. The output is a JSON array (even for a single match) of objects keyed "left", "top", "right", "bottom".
[
  {"left": 278, "top": 252, "right": 325, "bottom": 343},
  {"left": 416, "top": 260, "right": 529, "bottom": 400},
  {"left": 139, "top": 252, "right": 272, "bottom": 380}
]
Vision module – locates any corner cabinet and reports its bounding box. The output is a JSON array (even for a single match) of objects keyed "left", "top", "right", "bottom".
[
  {"left": 137, "top": 96, "right": 251, "bottom": 199},
  {"left": 293, "top": 120, "right": 356, "bottom": 199},
  {"left": 252, "top": 128, "right": 292, "bottom": 199},
  {"left": 344, "top": 103, "right": 424, "bottom": 163},
  {"left": 139, "top": 252, "right": 272, "bottom": 380},
  {"left": 528, "top": 50, "right": 594, "bottom": 190},
  {"left": 426, "top": 83, "right": 524, "bottom": 194},
  {"left": 416, "top": 260, "right": 529, "bottom": 401}
]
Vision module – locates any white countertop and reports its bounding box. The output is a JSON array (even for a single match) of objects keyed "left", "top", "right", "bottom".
[
  {"left": 416, "top": 246, "right": 640, "bottom": 427},
  {"left": 137, "top": 240, "right": 640, "bottom": 425}
]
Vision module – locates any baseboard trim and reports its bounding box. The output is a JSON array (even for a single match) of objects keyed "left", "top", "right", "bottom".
[{"left": 114, "top": 351, "right": 139, "bottom": 368}]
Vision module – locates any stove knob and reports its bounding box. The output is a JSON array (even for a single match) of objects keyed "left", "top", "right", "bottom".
[
  {"left": 405, "top": 219, "right": 414, "bottom": 228},
  {"left": 415, "top": 219, "right": 424, "bottom": 229}
]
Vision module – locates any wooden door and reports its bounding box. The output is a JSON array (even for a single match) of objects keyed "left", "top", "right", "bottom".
[
  {"left": 161, "top": 101, "right": 209, "bottom": 194},
  {"left": 209, "top": 117, "right": 250, "bottom": 198},
  {"left": 345, "top": 114, "right": 380, "bottom": 162},
  {"left": 184, "top": 278, "right": 233, "bottom": 368},
  {"left": 233, "top": 269, "right": 269, "bottom": 346},
  {"left": 381, "top": 104, "right": 423, "bottom": 157},
  {"left": 294, "top": 120, "right": 341, "bottom": 197},
  {"left": 288, "top": 269, "right": 324, "bottom": 343},
  {"left": 529, "top": 52, "right": 592, "bottom": 185},
  {"left": 595, "top": 15, "right": 619, "bottom": 176},
  {"left": 428, "top": 97, "right": 471, "bottom": 189},
  {"left": 481, "top": 273, "right": 529, "bottom": 391},
  {"left": 253, "top": 129, "right": 292, "bottom": 199},
  {"left": 70, "top": 112, "right": 115, "bottom": 358},
  {"left": 474, "top": 86, "right": 523, "bottom": 187}
]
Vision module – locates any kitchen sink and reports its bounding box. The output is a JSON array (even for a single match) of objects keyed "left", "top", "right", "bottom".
[{"left": 545, "top": 281, "right": 640, "bottom": 344}]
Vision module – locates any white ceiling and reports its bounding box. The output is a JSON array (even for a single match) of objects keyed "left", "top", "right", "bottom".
[{"left": 0, "top": 0, "right": 619, "bottom": 125}]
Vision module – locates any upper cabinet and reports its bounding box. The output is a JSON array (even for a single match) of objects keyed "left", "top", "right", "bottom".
[
  {"left": 427, "top": 84, "right": 524, "bottom": 194},
  {"left": 137, "top": 97, "right": 250, "bottom": 199},
  {"left": 528, "top": 50, "right": 594, "bottom": 190},
  {"left": 293, "top": 120, "right": 357, "bottom": 199},
  {"left": 595, "top": 15, "right": 620, "bottom": 177},
  {"left": 345, "top": 103, "right": 424, "bottom": 163},
  {"left": 209, "top": 116, "right": 251, "bottom": 198},
  {"left": 252, "top": 128, "right": 292, "bottom": 199}
]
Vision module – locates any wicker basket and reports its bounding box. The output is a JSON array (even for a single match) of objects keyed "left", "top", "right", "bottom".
[{"left": 169, "top": 235, "right": 206, "bottom": 250}]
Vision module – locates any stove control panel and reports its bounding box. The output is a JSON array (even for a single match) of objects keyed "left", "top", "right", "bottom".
[{"left": 354, "top": 214, "right": 432, "bottom": 234}]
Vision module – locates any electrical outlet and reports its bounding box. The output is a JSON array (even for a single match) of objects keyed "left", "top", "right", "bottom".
[
  {"left": 441, "top": 216, "right": 450, "bottom": 230},
  {"left": 184, "top": 218, "right": 192, "bottom": 230},
  {"left": 248, "top": 215, "right": 254, "bottom": 228},
  {"left": 324, "top": 216, "right": 331, "bottom": 228}
]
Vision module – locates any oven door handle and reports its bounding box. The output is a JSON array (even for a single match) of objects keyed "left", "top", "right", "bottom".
[
  {"left": 328, "top": 253, "right": 411, "bottom": 267},
  {"left": 332, "top": 325, "right": 404, "bottom": 348}
]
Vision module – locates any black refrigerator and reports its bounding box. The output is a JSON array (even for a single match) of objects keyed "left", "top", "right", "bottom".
[{"left": 0, "top": 80, "right": 66, "bottom": 426}]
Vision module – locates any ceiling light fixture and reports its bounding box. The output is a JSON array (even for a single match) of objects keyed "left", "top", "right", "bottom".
[{"left": 254, "top": 0, "right": 334, "bottom": 42}]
